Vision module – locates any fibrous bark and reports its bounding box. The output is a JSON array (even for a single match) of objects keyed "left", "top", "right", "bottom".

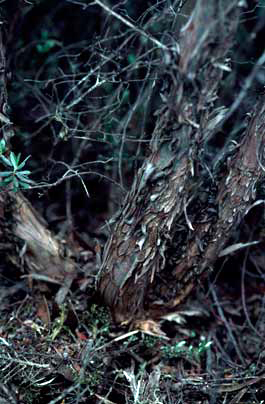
[
  {"left": 1, "top": 192, "right": 77, "bottom": 304},
  {"left": 98, "top": 1, "right": 265, "bottom": 324},
  {"left": 1, "top": 1, "right": 265, "bottom": 328}
]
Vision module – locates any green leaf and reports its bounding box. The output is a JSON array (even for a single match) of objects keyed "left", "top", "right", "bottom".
[
  {"left": 17, "top": 155, "right": 31, "bottom": 170},
  {"left": 36, "top": 39, "right": 56, "bottom": 54},
  {"left": 12, "top": 177, "right": 19, "bottom": 192},
  {"left": 17, "top": 170, "right": 31, "bottom": 176},
  {"left": 0, "top": 171, "right": 12, "bottom": 177},
  {"left": 128, "top": 53, "right": 136, "bottom": 64},
  {"left": 16, "top": 173, "right": 29, "bottom": 181},
  {"left": 0, "top": 139, "right": 6, "bottom": 154},
  {"left": 121, "top": 89, "right": 129, "bottom": 103},
  {"left": 0, "top": 155, "right": 13, "bottom": 167},
  {"left": 19, "top": 182, "right": 30, "bottom": 189},
  {"left": 16, "top": 174, "right": 35, "bottom": 185},
  {"left": 176, "top": 341, "right": 186, "bottom": 348},
  {"left": 36, "top": 44, "right": 44, "bottom": 53},
  {"left": 10, "top": 152, "right": 18, "bottom": 169},
  {"left": 2, "top": 177, "right": 13, "bottom": 184}
]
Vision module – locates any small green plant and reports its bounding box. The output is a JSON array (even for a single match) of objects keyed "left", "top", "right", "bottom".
[
  {"left": 36, "top": 30, "right": 57, "bottom": 53},
  {"left": 143, "top": 335, "right": 158, "bottom": 349},
  {"left": 128, "top": 53, "right": 136, "bottom": 64},
  {"left": 0, "top": 151, "right": 33, "bottom": 191},
  {"left": 89, "top": 304, "right": 110, "bottom": 338},
  {"left": 161, "top": 335, "right": 213, "bottom": 361},
  {"left": 188, "top": 336, "right": 213, "bottom": 361},
  {"left": 123, "top": 333, "right": 139, "bottom": 347},
  {"left": 161, "top": 340, "right": 187, "bottom": 359}
]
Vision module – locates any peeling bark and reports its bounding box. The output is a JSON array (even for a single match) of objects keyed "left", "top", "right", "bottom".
[
  {"left": 0, "top": 1, "right": 264, "bottom": 327},
  {"left": 151, "top": 100, "right": 265, "bottom": 315},
  {"left": 0, "top": 191, "right": 77, "bottom": 304},
  {"left": 98, "top": 1, "right": 262, "bottom": 324}
]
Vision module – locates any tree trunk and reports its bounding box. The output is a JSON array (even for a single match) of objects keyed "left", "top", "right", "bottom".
[
  {"left": 1, "top": 1, "right": 265, "bottom": 328},
  {"left": 98, "top": 1, "right": 265, "bottom": 324}
]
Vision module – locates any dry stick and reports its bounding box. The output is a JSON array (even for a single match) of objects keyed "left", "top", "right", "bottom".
[
  {"left": 241, "top": 245, "right": 264, "bottom": 339},
  {"left": 62, "top": 2, "right": 171, "bottom": 111},
  {"left": 224, "top": 51, "right": 265, "bottom": 123},
  {"left": 210, "top": 286, "right": 245, "bottom": 365},
  {"left": 209, "top": 50, "right": 265, "bottom": 154},
  {"left": 117, "top": 65, "right": 152, "bottom": 187},
  {"left": 92, "top": 0, "right": 173, "bottom": 53}
]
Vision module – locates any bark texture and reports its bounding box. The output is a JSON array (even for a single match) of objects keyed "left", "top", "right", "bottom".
[
  {"left": 98, "top": 1, "right": 265, "bottom": 323},
  {"left": 0, "top": 192, "right": 77, "bottom": 304},
  {"left": 1, "top": 1, "right": 265, "bottom": 327}
]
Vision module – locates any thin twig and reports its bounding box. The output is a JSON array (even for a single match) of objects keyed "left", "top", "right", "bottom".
[{"left": 92, "top": 0, "right": 172, "bottom": 53}]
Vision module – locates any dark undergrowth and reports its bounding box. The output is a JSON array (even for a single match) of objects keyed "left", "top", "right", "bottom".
[
  {"left": 1, "top": 236, "right": 265, "bottom": 403},
  {"left": 1, "top": 0, "right": 265, "bottom": 403}
]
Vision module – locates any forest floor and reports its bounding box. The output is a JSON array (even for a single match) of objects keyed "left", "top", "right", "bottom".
[
  {"left": 1, "top": 2, "right": 265, "bottom": 403},
  {"left": 1, "top": 230, "right": 265, "bottom": 404}
]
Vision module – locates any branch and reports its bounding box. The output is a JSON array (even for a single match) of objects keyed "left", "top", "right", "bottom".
[{"left": 92, "top": 0, "right": 175, "bottom": 54}]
